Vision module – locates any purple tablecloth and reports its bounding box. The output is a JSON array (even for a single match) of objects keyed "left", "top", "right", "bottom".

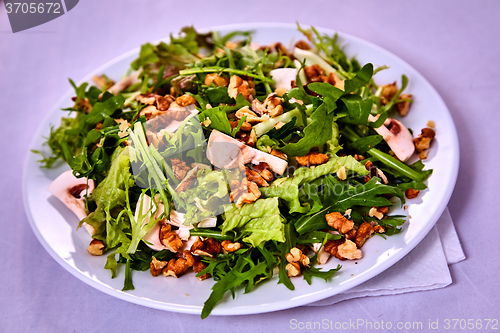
[{"left": 1, "top": 1, "right": 499, "bottom": 331}]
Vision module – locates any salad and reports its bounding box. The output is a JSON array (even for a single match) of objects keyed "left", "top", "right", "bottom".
[{"left": 34, "top": 24, "right": 435, "bottom": 318}]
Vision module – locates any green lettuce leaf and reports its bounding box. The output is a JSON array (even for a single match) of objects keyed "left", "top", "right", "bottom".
[{"left": 221, "top": 197, "right": 285, "bottom": 247}]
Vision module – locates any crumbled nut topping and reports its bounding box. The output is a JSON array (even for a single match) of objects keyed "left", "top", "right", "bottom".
[
  {"left": 374, "top": 225, "right": 386, "bottom": 234},
  {"left": 337, "top": 239, "right": 362, "bottom": 260},
  {"left": 405, "top": 188, "right": 420, "bottom": 199},
  {"left": 87, "top": 239, "right": 105, "bottom": 256},
  {"left": 245, "top": 167, "right": 269, "bottom": 187},
  {"left": 175, "top": 94, "right": 197, "bottom": 107},
  {"left": 150, "top": 256, "right": 168, "bottom": 277},
  {"left": 251, "top": 93, "right": 283, "bottom": 117},
  {"left": 204, "top": 73, "right": 229, "bottom": 87},
  {"left": 221, "top": 240, "right": 242, "bottom": 253},
  {"left": 295, "top": 152, "right": 330, "bottom": 167},
  {"left": 285, "top": 262, "right": 301, "bottom": 277},
  {"left": 368, "top": 207, "right": 384, "bottom": 220},
  {"left": 380, "top": 82, "right": 399, "bottom": 105},
  {"left": 160, "top": 224, "right": 183, "bottom": 253},
  {"left": 397, "top": 93, "right": 412, "bottom": 117},
  {"left": 270, "top": 149, "right": 288, "bottom": 161},
  {"left": 228, "top": 75, "right": 255, "bottom": 102},
  {"left": 171, "top": 158, "right": 191, "bottom": 180},
  {"left": 191, "top": 237, "right": 222, "bottom": 257},
  {"left": 413, "top": 127, "right": 436, "bottom": 159},
  {"left": 163, "top": 258, "right": 189, "bottom": 278},
  {"left": 337, "top": 166, "right": 347, "bottom": 180},
  {"left": 326, "top": 212, "right": 354, "bottom": 234},
  {"left": 229, "top": 178, "right": 261, "bottom": 207},
  {"left": 355, "top": 222, "right": 374, "bottom": 248}
]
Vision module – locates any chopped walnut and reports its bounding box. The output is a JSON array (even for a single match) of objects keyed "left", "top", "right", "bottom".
[
  {"left": 175, "top": 94, "right": 197, "bottom": 107},
  {"left": 251, "top": 93, "right": 283, "bottom": 117},
  {"left": 230, "top": 178, "right": 261, "bottom": 207},
  {"left": 193, "top": 260, "right": 210, "bottom": 280},
  {"left": 337, "top": 239, "right": 362, "bottom": 260},
  {"left": 251, "top": 162, "right": 274, "bottom": 182},
  {"left": 92, "top": 74, "right": 115, "bottom": 90},
  {"left": 397, "top": 93, "right": 412, "bottom": 116},
  {"left": 175, "top": 163, "right": 210, "bottom": 193},
  {"left": 324, "top": 239, "right": 345, "bottom": 260},
  {"left": 171, "top": 158, "right": 191, "bottom": 180},
  {"left": 355, "top": 222, "right": 374, "bottom": 248},
  {"left": 374, "top": 225, "right": 386, "bottom": 234},
  {"left": 160, "top": 224, "right": 183, "bottom": 253},
  {"left": 245, "top": 167, "right": 269, "bottom": 187},
  {"left": 368, "top": 207, "right": 384, "bottom": 220},
  {"left": 376, "top": 168, "right": 389, "bottom": 184},
  {"left": 380, "top": 82, "right": 399, "bottom": 105},
  {"left": 270, "top": 149, "right": 288, "bottom": 161},
  {"left": 135, "top": 93, "right": 172, "bottom": 111},
  {"left": 304, "top": 64, "right": 325, "bottom": 83},
  {"left": 295, "top": 152, "right": 330, "bottom": 166},
  {"left": 377, "top": 206, "right": 390, "bottom": 215},
  {"left": 204, "top": 73, "right": 229, "bottom": 87},
  {"left": 337, "top": 166, "right": 347, "bottom": 180},
  {"left": 405, "top": 188, "right": 420, "bottom": 199},
  {"left": 235, "top": 106, "right": 266, "bottom": 124},
  {"left": 163, "top": 258, "right": 189, "bottom": 278},
  {"left": 294, "top": 40, "right": 311, "bottom": 50},
  {"left": 285, "top": 247, "right": 310, "bottom": 267},
  {"left": 326, "top": 212, "right": 354, "bottom": 234},
  {"left": 87, "top": 239, "right": 105, "bottom": 256},
  {"left": 228, "top": 75, "right": 255, "bottom": 102},
  {"left": 354, "top": 154, "right": 365, "bottom": 161},
  {"left": 191, "top": 237, "right": 222, "bottom": 257},
  {"left": 150, "top": 256, "right": 168, "bottom": 277},
  {"left": 286, "top": 262, "right": 301, "bottom": 277},
  {"left": 413, "top": 127, "right": 436, "bottom": 159},
  {"left": 221, "top": 240, "right": 242, "bottom": 253}
]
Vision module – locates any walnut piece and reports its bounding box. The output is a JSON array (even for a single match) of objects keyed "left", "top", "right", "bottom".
[
  {"left": 374, "top": 225, "right": 386, "bottom": 234},
  {"left": 285, "top": 247, "right": 310, "bottom": 267},
  {"left": 355, "top": 222, "right": 374, "bottom": 248},
  {"left": 191, "top": 237, "right": 222, "bottom": 257},
  {"left": 380, "top": 82, "right": 399, "bottom": 105},
  {"left": 337, "top": 166, "right": 347, "bottom": 180},
  {"left": 175, "top": 94, "right": 196, "bottom": 107},
  {"left": 171, "top": 158, "right": 191, "bottom": 180},
  {"left": 228, "top": 75, "right": 255, "bottom": 102},
  {"left": 270, "top": 149, "right": 288, "bottom": 161},
  {"left": 245, "top": 167, "right": 269, "bottom": 187},
  {"left": 295, "top": 152, "right": 330, "bottom": 166},
  {"left": 87, "top": 239, "right": 105, "bottom": 256},
  {"left": 230, "top": 178, "right": 261, "bottom": 207},
  {"left": 160, "top": 224, "right": 183, "bottom": 253},
  {"left": 286, "top": 262, "right": 301, "bottom": 277},
  {"left": 405, "top": 188, "right": 420, "bottom": 199},
  {"left": 163, "top": 258, "right": 189, "bottom": 278},
  {"left": 251, "top": 93, "right": 283, "bottom": 117},
  {"left": 326, "top": 212, "right": 354, "bottom": 234},
  {"left": 204, "top": 73, "right": 229, "bottom": 87},
  {"left": 397, "top": 93, "right": 413, "bottom": 116},
  {"left": 135, "top": 93, "right": 172, "bottom": 111},
  {"left": 150, "top": 256, "right": 168, "bottom": 277},
  {"left": 369, "top": 207, "right": 384, "bottom": 220},
  {"left": 337, "top": 239, "right": 362, "bottom": 260},
  {"left": 221, "top": 240, "right": 242, "bottom": 253},
  {"left": 413, "top": 127, "right": 436, "bottom": 159},
  {"left": 294, "top": 40, "right": 311, "bottom": 50}
]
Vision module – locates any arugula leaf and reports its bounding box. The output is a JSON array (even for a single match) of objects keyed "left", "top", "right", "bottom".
[
  {"left": 201, "top": 253, "right": 269, "bottom": 319},
  {"left": 338, "top": 94, "right": 373, "bottom": 125},
  {"left": 281, "top": 103, "right": 334, "bottom": 157},
  {"left": 343, "top": 63, "right": 373, "bottom": 93},
  {"left": 349, "top": 135, "right": 384, "bottom": 154},
  {"left": 302, "top": 265, "right": 341, "bottom": 285}
]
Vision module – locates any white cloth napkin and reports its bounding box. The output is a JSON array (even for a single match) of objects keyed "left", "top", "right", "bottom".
[{"left": 307, "top": 208, "right": 465, "bottom": 306}]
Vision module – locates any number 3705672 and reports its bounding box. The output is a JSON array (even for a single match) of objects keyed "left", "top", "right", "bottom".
[{"left": 5, "top": 2, "right": 62, "bottom": 14}]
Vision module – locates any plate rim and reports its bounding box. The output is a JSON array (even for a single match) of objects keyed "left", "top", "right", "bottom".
[{"left": 22, "top": 22, "right": 460, "bottom": 316}]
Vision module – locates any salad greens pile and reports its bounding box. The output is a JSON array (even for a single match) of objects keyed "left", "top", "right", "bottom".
[{"left": 36, "top": 24, "right": 432, "bottom": 318}]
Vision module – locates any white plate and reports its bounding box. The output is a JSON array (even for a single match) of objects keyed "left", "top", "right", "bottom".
[{"left": 22, "top": 23, "right": 459, "bottom": 316}]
